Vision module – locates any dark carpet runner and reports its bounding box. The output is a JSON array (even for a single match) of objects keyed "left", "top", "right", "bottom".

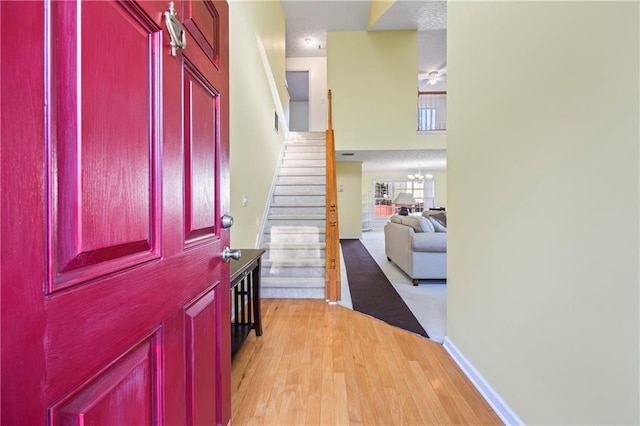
[{"left": 340, "top": 239, "right": 428, "bottom": 338}]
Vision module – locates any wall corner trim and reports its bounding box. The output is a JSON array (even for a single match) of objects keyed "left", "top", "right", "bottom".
[{"left": 443, "top": 336, "right": 525, "bottom": 426}]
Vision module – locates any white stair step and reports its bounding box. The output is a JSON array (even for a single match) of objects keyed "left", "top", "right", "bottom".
[
  {"left": 265, "top": 249, "right": 324, "bottom": 260},
  {"left": 286, "top": 142, "right": 326, "bottom": 148},
  {"left": 270, "top": 205, "right": 325, "bottom": 213},
  {"left": 285, "top": 145, "right": 325, "bottom": 153},
  {"left": 261, "top": 287, "right": 325, "bottom": 299},
  {"left": 261, "top": 265, "right": 325, "bottom": 278},
  {"left": 272, "top": 197, "right": 326, "bottom": 206},
  {"left": 286, "top": 141, "right": 325, "bottom": 148},
  {"left": 279, "top": 167, "right": 326, "bottom": 176},
  {"left": 285, "top": 147, "right": 325, "bottom": 154},
  {"left": 262, "top": 242, "right": 325, "bottom": 250},
  {"left": 282, "top": 159, "right": 326, "bottom": 167},
  {"left": 288, "top": 132, "right": 326, "bottom": 141},
  {"left": 261, "top": 246, "right": 324, "bottom": 260},
  {"left": 261, "top": 265, "right": 325, "bottom": 280},
  {"left": 268, "top": 212, "right": 325, "bottom": 220},
  {"left": 261, "top": 277, "right": 325, "bottom": 288},
  {"left": 264, "top": 233, "right": 325, "bottom": 242},
  {"left": 263, "top": 236, "right": 325, "bottom": 244},
  {"left": 267, "top": 219, "right": 325, "bottom": 228},
  {"left": 262, "top": 232, "right": 325, "bottom": 244},
  {"left": 274, "top": 186, "right": 326, "bottom": 195},
  {"left": 270, "top": 200, "right": 326, "bottom": 209},
  {"left": 264, "top": 225, "right": 326, "bottom": 233},
  {"left": 284, "top": 152, "right": 325, "bottom": 160},
  {"left": 277, "top": 176, "right": 325, "bottom": 185},
  {"left": 267, "top": 213, "right": 325, "bottom": 219},
  {"left": 289, "top": 131, "right": 325, "bottom": 136},
  {"left": 267, "top": 215, "right": 325, "bottom": 221},
  {"left": 263, "top": 258, "right": 325, "bottom": 267},
  {"left": 269, "top": 208, "right": 325, "bottom": 217}
]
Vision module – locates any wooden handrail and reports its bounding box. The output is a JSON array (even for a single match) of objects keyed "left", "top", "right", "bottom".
[
  {"left": 325, "top": 90, "right": 340, "bottom": 302},
  {"left": 328, "top": 89, "right": 333, "bottom": 130},
  {"left": 418, "top": 90, "right": 447, "bottom": 95}
]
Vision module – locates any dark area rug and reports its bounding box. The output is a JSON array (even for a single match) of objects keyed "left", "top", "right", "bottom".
[{"left": 340, "top": 239, "right": 428, "bottom": 338}]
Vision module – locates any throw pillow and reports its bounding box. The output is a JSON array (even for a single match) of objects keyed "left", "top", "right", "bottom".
[
  {"left": 401, "top": 215, "right": 434, "bottom": 233},
  {"left": 427, "top": 216, "right": 447, "bottom": 233},
  {"left": 419, "top": 216, "right": 436, "bottom": 232},
  {"left": 431, "top": 212, "right": 447, "bottom": 227},
  {"left": 422, "top": 211, "right": 447, "bottom": 227}
]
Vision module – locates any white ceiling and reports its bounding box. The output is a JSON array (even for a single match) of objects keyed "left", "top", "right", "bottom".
[
  {"left": 282, "top": 0, "right": 446, "bottom": 75},
  {"left": 282, "top": 0, "right": 448, "bottom": 173},
  {"left": 282, "top": 1, "right": 371, "bottom": 58},
  {"left": 368, "top": 1, "right": 446, "bottom": 31}
]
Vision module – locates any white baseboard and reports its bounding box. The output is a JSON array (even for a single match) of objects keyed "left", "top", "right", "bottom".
[{"left": 443, "top": 336, "right": 524, "bottom": 426}]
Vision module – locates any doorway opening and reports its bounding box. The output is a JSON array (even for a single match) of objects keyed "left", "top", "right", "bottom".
[{"left": 286, "top": 70, "right": 309, "bottom": 131}]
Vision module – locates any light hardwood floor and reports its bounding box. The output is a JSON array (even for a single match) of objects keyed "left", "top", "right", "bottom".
[{"left": 232, "top": 299, "right": 502, "bottom": 425}]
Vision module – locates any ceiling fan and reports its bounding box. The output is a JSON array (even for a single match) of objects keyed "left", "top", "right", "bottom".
[{"left": 418, "top": 70, "right": 447, "bottom": 85}]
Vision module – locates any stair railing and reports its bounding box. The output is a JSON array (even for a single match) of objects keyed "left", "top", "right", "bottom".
[
  {"left": 418, "top": 90, "right": 447, "bottom": 131},
  {"left": 325, "top": 90, "right": 341, "bottom": 302}
]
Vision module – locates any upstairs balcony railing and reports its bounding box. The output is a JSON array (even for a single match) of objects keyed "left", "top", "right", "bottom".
[{"left": 418, "top": 91, "right": 447, "bottom": 131}]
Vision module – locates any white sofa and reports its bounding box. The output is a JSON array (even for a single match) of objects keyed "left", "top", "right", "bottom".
[{"left": 384, "top": 212, "right": 447, "bottom": 285}]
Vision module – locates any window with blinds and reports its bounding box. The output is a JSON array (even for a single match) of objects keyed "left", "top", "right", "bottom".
[{"left": 373, "top": 179, "right": 435, "bottom": 216}]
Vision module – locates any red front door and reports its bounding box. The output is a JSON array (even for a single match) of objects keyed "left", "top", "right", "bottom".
[{"left": 1, "top": 1, "right": 231, "bottom": 424}]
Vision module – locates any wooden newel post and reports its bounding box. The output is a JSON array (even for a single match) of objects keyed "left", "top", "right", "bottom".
[{"left": 325, "top": 90, "right": 341, "bottom": 302}]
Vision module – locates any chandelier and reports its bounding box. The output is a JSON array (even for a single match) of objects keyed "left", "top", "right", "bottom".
[{"left": 408, "top": 167, "right": 433, "bottom": 182}]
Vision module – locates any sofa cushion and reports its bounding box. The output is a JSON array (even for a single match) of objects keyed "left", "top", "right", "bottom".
[
  {"left": 412, "top": 232, "right": 447, "bottom": 252},
  {"left": 400, "top": 215, "right": 434, "bottom": 233}
]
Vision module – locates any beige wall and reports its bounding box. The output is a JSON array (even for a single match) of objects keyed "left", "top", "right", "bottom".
[
  {"left": 361, "top": 170, "right": 447, "bottom": 209},
  {"left": 229, "top": 0, "right": 287, "bottom": 248},
  {"left": 448, "top": 2, "right": 639, "bottom": 424},
  {"left": 337, "top": 162, "right": 363, "bottom": 239},
  {"left": 327, "top": 31, "right": 446, "bottom": 151}
]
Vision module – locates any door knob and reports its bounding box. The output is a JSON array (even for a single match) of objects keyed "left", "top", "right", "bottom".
[
  {"left": 222, "top": 247, "right": 241, "bottom": 262},
  {"left": 221, "top": 214, "right": 234, "bottom": 229}
]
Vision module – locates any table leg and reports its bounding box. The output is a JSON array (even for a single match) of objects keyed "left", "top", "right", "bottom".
[{"left": 253, "top": 258, "right": 263, "bottom": 336}]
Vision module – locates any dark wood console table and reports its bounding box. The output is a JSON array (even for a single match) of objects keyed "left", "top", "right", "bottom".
[{"left": 230, "top": 249, "right": 264, "bottom": 357}]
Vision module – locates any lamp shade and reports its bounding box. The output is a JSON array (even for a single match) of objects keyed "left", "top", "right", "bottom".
[{"left": 393, "top": 192, "right": 416, "bottom": 205}]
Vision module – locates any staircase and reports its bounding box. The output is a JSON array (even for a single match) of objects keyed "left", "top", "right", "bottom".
[{"left": 260, "top": 132, "right": 327, "bottom": 299}]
